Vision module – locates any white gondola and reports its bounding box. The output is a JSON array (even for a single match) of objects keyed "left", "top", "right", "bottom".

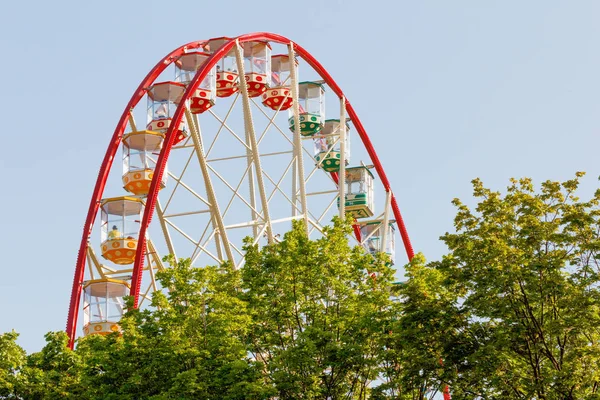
[{"left": 82, "top": 279, "right": 129, "bottom": 336}]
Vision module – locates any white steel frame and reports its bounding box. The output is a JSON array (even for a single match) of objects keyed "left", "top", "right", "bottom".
[{"left": 82, "top": 39, "right": 399, "bottom": 318}]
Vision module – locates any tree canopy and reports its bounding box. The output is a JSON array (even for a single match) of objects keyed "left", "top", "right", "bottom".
[
  {"left": 389, "top": 173, "right": 600, "bottom": 399},
  {"left": 3, "top": 174, "right": 600, "bottom": 399},
  {"left": 0, "top": 218, "right": 397, "bottom": 399}
]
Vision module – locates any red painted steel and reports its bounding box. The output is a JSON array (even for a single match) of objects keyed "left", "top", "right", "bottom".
[
  {"left": 69, "top": 32, "right": 415, "bottom": 347},
  {"left": 444, "top": 386, "right": 451, "bottom": 400},
  {"left": 65, "top": 41, "right": 206, "bottom": 349}
]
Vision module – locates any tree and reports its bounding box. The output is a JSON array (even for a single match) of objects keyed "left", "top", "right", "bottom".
[
  {"left": 16, "top": 175, "right": 600, "bottom": 399},
  {"left": 241, "top": 217, "right": 397, "bottom": 399},
  {"left": 0, "top": 331, "right": 26, "bottom": 397},
  {"left": 374, "top": 254, "right": 461, "bottom": 400},
  {"left": 392, "top": 174, "right": 600, "bottom": 399},
  {"left": 75, "top": 257, "right": 271, "bottom": 399},
  {"left": 9, "top": 331, "right": 84, "bottom": 399},
  {"left": 1, "top": 218, "right": 400, "bottom": 399}
]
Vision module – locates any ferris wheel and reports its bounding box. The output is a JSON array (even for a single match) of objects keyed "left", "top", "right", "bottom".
[{"left": 65, "top": 32, "right": 415, "bottom": 348}]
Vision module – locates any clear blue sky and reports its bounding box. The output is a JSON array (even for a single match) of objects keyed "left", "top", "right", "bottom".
[{"left": 1, "top": 0, "right": 599, "bottom": 352}]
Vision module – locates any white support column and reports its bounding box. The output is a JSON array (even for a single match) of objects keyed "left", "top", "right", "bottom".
[
  {"left": 234, "top": 40, "right": 274, "bottom": 243},
  {"left": 232, "top": 48, "right": 259, "bottom": 239},
  {"left": 86, "top": 246, "right": 103, "bottom": 279},
  {"left": 154, "top": 198, "right": 178, "bottom": 262},
  {"left": 191, "top": 114, "right": 225, "bottom": 261},
  {"left": 128, "top": 110, "right": 137, "bottom": 132},
  {"left": 339, "top": 97, "right": 347, "bottom": 219},
  {"left": 185, "top": 108, "right": 234, "bottom": 264},
  {"left": 381, "top": 190, "right": 392, "bottom": 254},
  {"left": 288, "top": 42, "right": 309, "bottom": 234},
  {"left": 146, "top": 238, "right": 166, "bottom": 272},
  {"left": 211, "top": 213, "right": 224, "bottom": 262},
  {"left": 291, "top": 153, "right": 297, "bottom": 217},
  {"left": 246, "top": 157, "right": 259, "bottom": 239}
]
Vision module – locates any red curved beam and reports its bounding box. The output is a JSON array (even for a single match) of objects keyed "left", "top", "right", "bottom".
[
  {"left": 65, "top": 40, "right": 206, "bottom": 348},
  {"left": 129, "top": 33, "right": 415, "bottom": 306}
]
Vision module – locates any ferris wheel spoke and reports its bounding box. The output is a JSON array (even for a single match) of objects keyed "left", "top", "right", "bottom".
[
  {"left": 190, "top": 216, "right": 221, "bottom": 259},
  {"left": 154, "top": 198, "right": 178, "bottom": 262},
  {"left": 240, "top": 99, "right": 259, "bottom": 241},
  {"left": 190, "top": 226, "right": 218, "bottom": 264},
  {"left": 262, "top": 166, "right": 302, "bottom": 215},
  {"left": 146, "top": 239, "right": 165, "bottom": 272},
  {"left": 155, "top": 157, "right": 214, "bottom": 213},
  {"left": 264, "top": 156, "right": 296, "bottom": 203},
  {"left": 206, "top": 111, "right": 251, "bottom": 153},
  {"left": 206, "top": 164, "right": 262, "bottom": 216},
  {"left": 300, "top": 162, "right": 324, "bottom": 188},
  {"left": 249, "top": 98, "right": 294, "bottom": 148},
  {"left": 255, "top": 106, "right": 286, "bottom": 146},
  {"left": 127, "top": 110, "right": 137, "bottom": 132},
  {"left": 306, "top": 189, "right": 339, "bottom": 197},
  {"left": 302, "top": 189, "right": 339, "bottom": 232},
  {"left": 307, "top": 194, "right": 338, "bottom": 236},
  {"left": 228, "top": 241, "right": 245, "bottom": 258},
  {"left": 86, "top": 246, "right": 104, "bottom": 279},
  {"left": 233, "top": 223, "right": 269, "bottom": 270},
  {"left": 171, "top": 142, "right": 196, "bottom": 150},
  {"left": 162, "top": 209, "right": 212, "bottom": 218},
  {"left": 137, "top": 285, "right": 154, "bottom": 307},
  {"left": 306, "top": 217, "right": 325, "bottom": 236},
  {"left": 207, "top": 150, "right": 294, "bottom": 163},
  {"left": 163, "top": 218, "right": 221, "bottom": 264},
  {"left": 86, "top": 254, "right": 96, "bottom": 280},
  {"left": 163, "top": 170, "right": 211, "bottom": 208},
  {"left": 218, "top": 162, "right": 254, "bottom": 219},
  {"left": 252, "top": 224, "right": 269, "bottom": 246},
  {"left": 205, "top": 95, "right": 242, "bottom": 157},
  {"left": 251, "top": 106, "right": 302, "bottom": 217},
  {"left": 159, "top": 146, "right": 200, "bottom": 211},
  {"left": 303, "top": 202, "right": 329, "bottom": 234}
]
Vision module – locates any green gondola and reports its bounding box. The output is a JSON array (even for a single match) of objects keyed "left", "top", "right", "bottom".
[{"left": 289, "top": 113, "right": 323, "bottom": 136}]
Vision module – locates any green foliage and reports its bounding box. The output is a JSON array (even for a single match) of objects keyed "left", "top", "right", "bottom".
[
  {"left": 390, "top": 174, "right": 600, "bottom": 399},
  {"left": 7, "top": 175, "right": 600, "bottom": 400},
  {"left": 241, "top": 217, "right": 396, "bottom": 399},
  {"left": 74, "top": 258, "right": 270, "bottom": 399},
  {"left": 373, "top": 253, "right": 462, "bottom": 400},
  {"left": 11, "top": 331, "right": 83, "bottom": 399},
  {"left": 0, "top": 331, "right": 26, "bottom": 397},
  {"left": 2, "top": 217, "right": 395, "bottom": 399}
]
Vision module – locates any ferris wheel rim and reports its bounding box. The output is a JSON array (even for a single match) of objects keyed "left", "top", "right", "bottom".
[
  {"left": 67, "top": 32, "right": 414, "bottom": 349},
  {"left": 66, "top": 40, "right": 206, "bottom": 347}
]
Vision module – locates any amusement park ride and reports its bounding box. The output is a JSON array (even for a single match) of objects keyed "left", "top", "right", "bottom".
[{"left": 67, "top": 32, "right": 416, "bottom": 356}]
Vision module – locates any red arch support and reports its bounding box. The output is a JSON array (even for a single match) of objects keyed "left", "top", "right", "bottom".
[
  {"left": 65, "top": 41, "right": 205, "bottom": 348},
  {"left": 66, "top": 33, "right": 414, "bottom": 348}
]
